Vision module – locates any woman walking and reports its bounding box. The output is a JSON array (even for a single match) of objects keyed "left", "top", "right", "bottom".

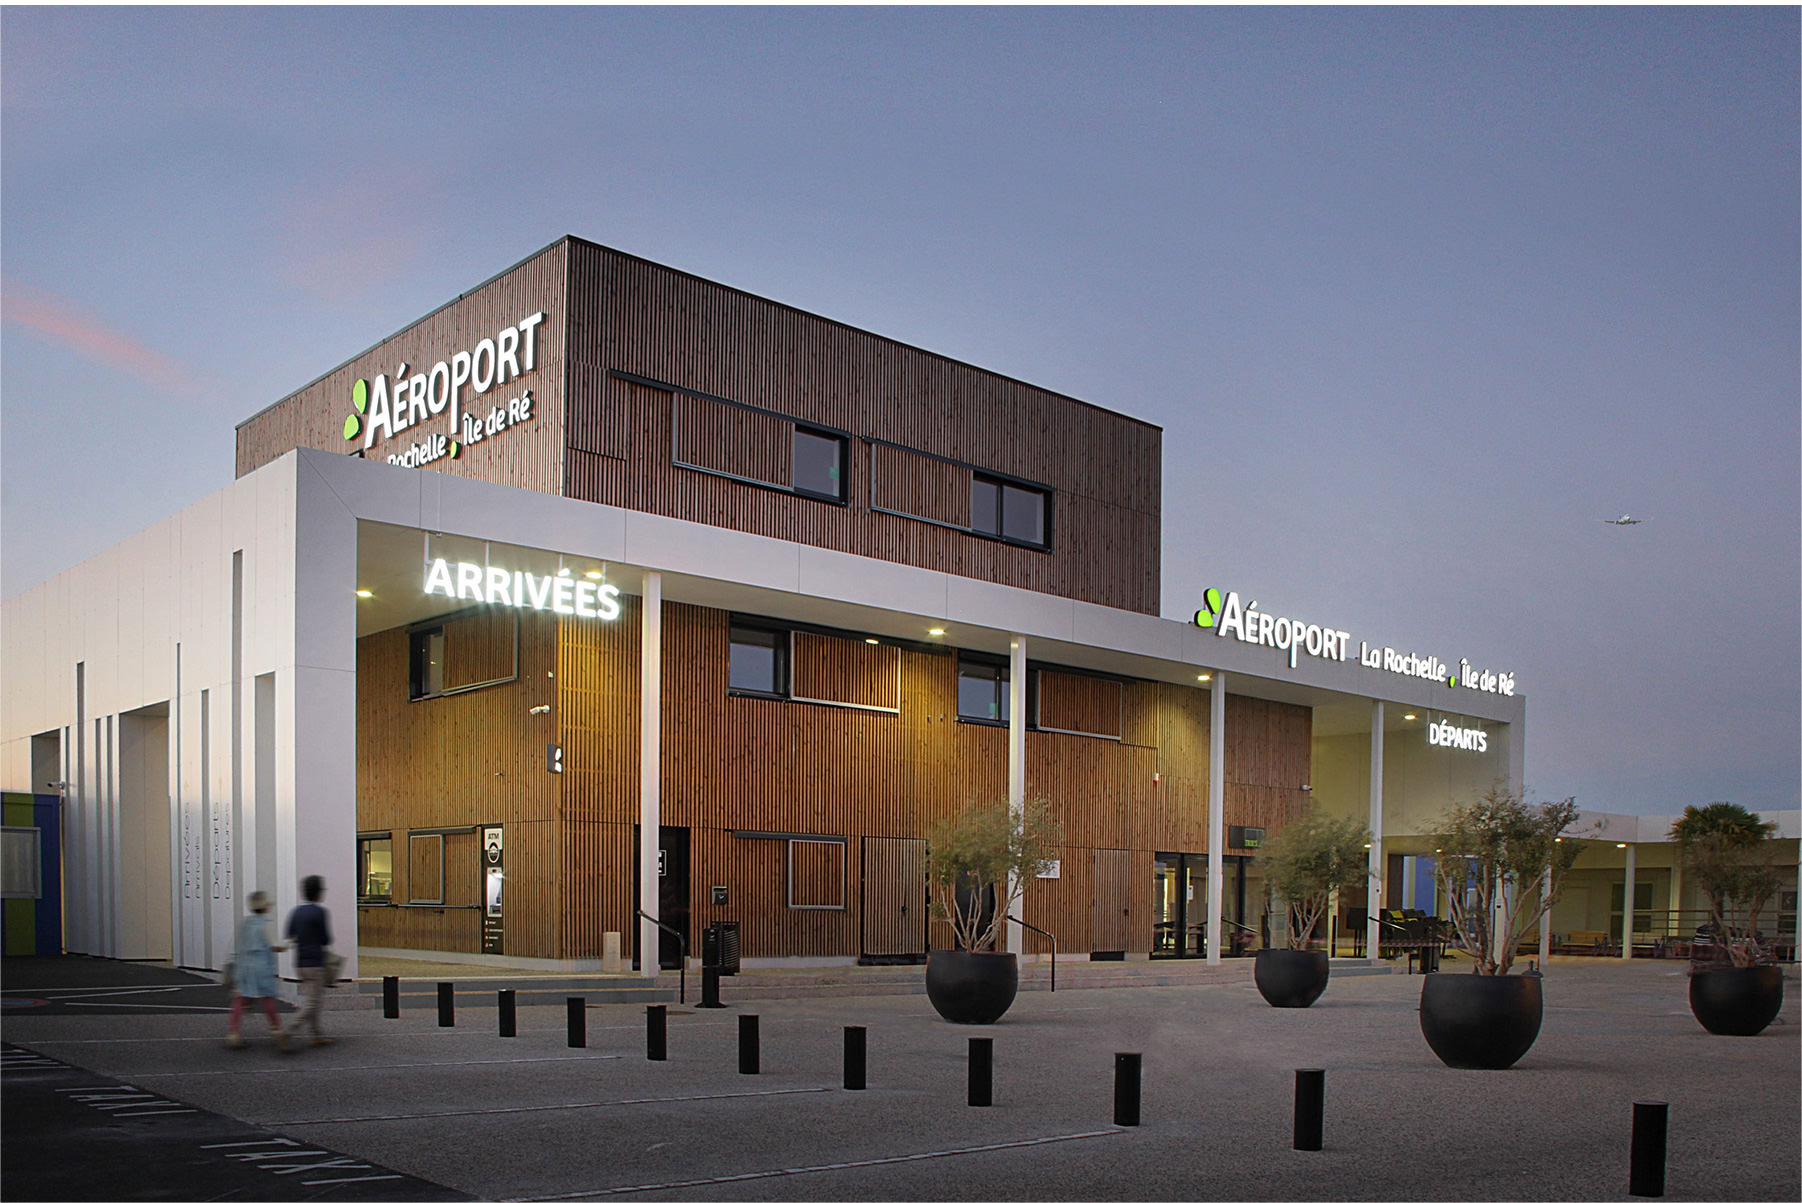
[{"left": 227, "top": 891, "right": 289, "bottom": 1051}]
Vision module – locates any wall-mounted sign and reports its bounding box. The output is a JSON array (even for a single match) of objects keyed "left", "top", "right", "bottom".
[
  {"left": 481, "top": 825, "right": 504, "bottom": 955},
  {"left": 1229, "top": 825, "right": 1265, "bottom": 850},
  {"left": 424, "top": 557, "right": 622, "bottom": 620},
  {"left": 1195, "top": 586, "right": 1516, "bottom": 696},
  {"left": 344, "top": 311, "right": 547, "bottom": 468},
  {"left": 1427, "top": 719, "right": 1490, "bottom": 753},
  {"left": 1038, "top": 860, "right": 1061, "bottom": 880}
]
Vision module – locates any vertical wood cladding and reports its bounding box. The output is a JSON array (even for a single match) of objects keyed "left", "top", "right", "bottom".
[
  {"left": 563, "top": 239, "right": 1161, "bottom": 614},
  {"left": 358, "top": 595, "right": 1309, "bottom": 961},
  {"left": 869, "top": 442, "right": 967, "bottom": 527},
  {"left": 235, "top": 242, "right": 569, "bottom": 494},
  {"left": 673, "top": 394, "right": 792, "bottom": 486},
  {"left": 354, "top": 610, "right": 562, "bottom": 957},
  {"left": 791, "top": 633, "right": 900, "bottom": 711},
  {"left": 1036, "top": 671, "right": 1123, "bottom": 738}
]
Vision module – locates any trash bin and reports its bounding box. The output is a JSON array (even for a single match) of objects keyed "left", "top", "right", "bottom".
[{"left": 702, "top": 921, "right": 741, "bottom": 975}]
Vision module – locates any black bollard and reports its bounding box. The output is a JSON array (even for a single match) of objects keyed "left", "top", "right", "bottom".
[
  {"left": 647, "top": 1004, "right": 667, "bottom": 1061},
  {"left": 1293, "top": 1068, "right": 1324, "bottom": 1151},
  {"left": 498, "top": 989, "right": 517, "bottom": 1037},
  {"left": 739, "top": 1014, "right": 760, "bottom": 1075},
  {"left": 1113, "top": 1052, "right": 1142, "bottom": 1126},
  {"left": 843, "top": 1026, "right": 866, "bottom": 1091},
  {"left": 437, "top": 982, "right": 455, "bottom": 1027},
  {"left": 968, "top": 1037, "right": 993, "bottom": 1107},
  {"left": 382, "top": 976, "right": 400, "bottom": 1019},
  {"left": 1629, "top": 1101, "right": 1668, "bottom": 1197},
  {"left": 698, "top": 966, "right": 725, "bottom": 1009},
  {"left": 567, "top": 998, "right": 586, "bottom": 1048}
]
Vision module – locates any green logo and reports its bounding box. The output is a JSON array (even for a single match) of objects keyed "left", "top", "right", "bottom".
[
  {"left": 343, "top": 379, "right": 369, "bottom": 442},
  {"left": 1193, "top": 587, "right": 1224, "bottom": 628}
]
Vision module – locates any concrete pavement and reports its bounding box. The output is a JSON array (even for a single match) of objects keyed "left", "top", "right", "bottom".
[{"left": 3, "top": 955, "right": 1797, "bottom": 1201}]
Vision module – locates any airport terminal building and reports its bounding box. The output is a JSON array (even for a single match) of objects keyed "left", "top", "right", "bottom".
[{"left": 4, "top": 237, "right": 1791, "bottom": 976}]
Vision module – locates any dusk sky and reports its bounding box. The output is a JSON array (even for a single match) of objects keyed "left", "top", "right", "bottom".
[{"left": 3, "top": 8, "right": 1796, "bottom": 820}]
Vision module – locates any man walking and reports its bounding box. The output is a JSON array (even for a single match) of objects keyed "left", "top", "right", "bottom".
[{"left": 285, "top": 875, "right": 334, "bottom": 1048}]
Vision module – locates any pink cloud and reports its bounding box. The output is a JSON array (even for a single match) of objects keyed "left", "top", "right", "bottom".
[{"left": 2, "top": 279, "right": 202, "bottom": 396}]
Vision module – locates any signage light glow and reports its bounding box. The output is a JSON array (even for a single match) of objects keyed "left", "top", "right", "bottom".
[
  {"left": 424, "top": 557, "right": 621, "bottom": 620},
  {"left": 1194, "top": 585, "right": 1516, "bottom": 696}
]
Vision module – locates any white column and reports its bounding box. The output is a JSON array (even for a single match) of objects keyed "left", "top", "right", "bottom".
[
  {"left": 1538, "top": 867, "right": 1552, "bottom": 965},
  {"left": 638, "top": 571, "right": 662, "bottom": 978},
  {"left": 1621, "top": 843, "right": 1636, "bottom": 960},
  {"left": 1206, "top": 673, "right": 1225, "bottom": 966},
  {"left": 1006, "top": 636, "right": 1026, "bottom": 955},
  {"left": 1669, "top": 861, "right": 1684, "bottom": 939},
  {"left": 1366, "top": 700, "right": 1385, "bottom": 963}
]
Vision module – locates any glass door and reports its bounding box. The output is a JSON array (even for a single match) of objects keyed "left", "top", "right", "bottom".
[{"left": 1152, "top": 852, "right": 1207, "bottom": 958}]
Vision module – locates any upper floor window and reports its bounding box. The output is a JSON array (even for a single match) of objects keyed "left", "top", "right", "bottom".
[
  {"left": 957, "top": 656, "right": 1011, "bottom": 724},
  {"left": 729, "top": 624, "right": 789, "bottom": 696},
  {"left": 971, "top": 474, "right": 1049, "bottom": 548},
  {"left": 793, "top": 427, "right": 847, "bottom": 501}
]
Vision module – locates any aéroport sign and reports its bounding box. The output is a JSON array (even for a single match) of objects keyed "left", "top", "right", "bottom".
[
  {"left": 425, "top": 557, "right": 621, "bottom": 620},
  {"left": 344, "top": 312, "right": 547, "bottom": 468},
  {"left": 1193, "top": 587, "right": 1515, "bottom": 697}
]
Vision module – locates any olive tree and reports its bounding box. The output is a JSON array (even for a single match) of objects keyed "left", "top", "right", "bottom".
[
  {"left": 1430, "top": 786, "right": 1584, "bottom": 975},
  {"left": 1260, "top": 809, "right": 1373, "bottom": 950},
  {"left": 927, "top": 798, "right": 1061, "bottom": 953}
]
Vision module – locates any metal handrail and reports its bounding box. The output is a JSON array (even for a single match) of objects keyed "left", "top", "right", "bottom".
[
  {"left": 1006, "top": 915, "right": 1058, "bottom": 991},
  {"left": 635, "top": 910, "right": 687, "bottom": 1004}
]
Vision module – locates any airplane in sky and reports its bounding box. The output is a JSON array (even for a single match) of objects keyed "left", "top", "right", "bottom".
[{"left": 1601, "top": 514, "right": 1645, "bottom": 526}]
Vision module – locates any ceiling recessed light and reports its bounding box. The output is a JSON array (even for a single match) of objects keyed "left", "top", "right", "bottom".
[
  {"left": 1616, "top": 842, "right": 1628, "bottom": 849},
  {"left": 585, "top": 569, "right": 604, "bottom": 580},
  {"left": 355, "top": 589, "right": 373, "bottom": 598},
  {"left": 1197, "top": 673, "right": 1211, "bottom": 682},
  {"left": 928, "top": 628, "right": 945, "bottom": 637},
  {"left": 865, "top": 637, "right": 880, "bottom": 645},
  {"left": 1404, "top": 713, "right": 1417, "bottom": 721},
  {"left": 558, "top": 568, "right": 572, "bottom": 578}
]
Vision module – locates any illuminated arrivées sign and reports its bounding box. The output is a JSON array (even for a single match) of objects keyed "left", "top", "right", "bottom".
[{"left": 424, "top": 557, "right": 621, "bottom": 620}]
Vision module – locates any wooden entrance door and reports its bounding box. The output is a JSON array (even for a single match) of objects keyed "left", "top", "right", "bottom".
[
  {"left": 1093, "top": 848, "right": 1133, "bottom": 956},
  {"left": 861, "top": 837, "right": 927, "bottom": 964}
]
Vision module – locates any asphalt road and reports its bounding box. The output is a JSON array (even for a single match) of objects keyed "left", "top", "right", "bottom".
[{"left": 3, "top": 956, "right": 1798, "bottom": 1201}]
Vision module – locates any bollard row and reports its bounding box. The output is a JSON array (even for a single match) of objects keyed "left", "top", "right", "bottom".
[{"left": 376, "top": 977, "right": 1675, "bottom": 1193}]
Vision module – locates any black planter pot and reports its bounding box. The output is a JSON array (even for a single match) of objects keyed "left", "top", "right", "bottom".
[
  {"left": 1419, "top": 972, "right": 1543, "bottom": 1069},
  {"left": 1689, "top": 966, "right": 1784, "bottom": 1037},
  {"left": 1254, "top": 948, "right": 1331, "bottom": 1008},
  {"left": 925, "top": 950, "right": 1019, "bottom": 1024}
]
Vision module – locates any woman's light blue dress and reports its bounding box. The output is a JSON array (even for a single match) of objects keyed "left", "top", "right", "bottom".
[{"left": 234, "top": 912, "right": 281, "bottom": 998}]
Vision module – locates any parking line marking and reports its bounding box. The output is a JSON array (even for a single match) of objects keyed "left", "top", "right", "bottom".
[
  {"left": 505, "top": 1129, "right": 1124, "bottom": 1199},
  {"left": 275, "top": 1085, "right": 829, "bottom": 1126},
  {"left": 131, "top": 1053, "right": 627, "bottom": 1078}
]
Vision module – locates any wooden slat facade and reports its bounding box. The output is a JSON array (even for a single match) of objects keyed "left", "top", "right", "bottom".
[
  {"left": 1037, "top": 671, "right": 1123, "bottom": 738},
  {"left": 355, "top": 597, "right": 1311, "bottom": 962},
  {"left": 562, "top": 239, "right": 1161, "bottom": 613},
  {"left": 236, "top": 242, "right": 569, "bottom": 495}
]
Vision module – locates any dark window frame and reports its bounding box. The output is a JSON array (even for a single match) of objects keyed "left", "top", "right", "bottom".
[
  {"left": 971, "top": 472, "right": 1052, "bottom": 549},
  {"left": 407, "top": 608, "right": 519, "bottom": 702},
  {"left": 792, "top": 425, "right": 849, "bottom": 502},
  {"left": 728, "top": 623, "right": 792, "bottom": 699},
  {"left": 955, "top": 654, "right": 1014, "bottom": 726},
  {"left": 357, "top": 832, "right": 394, "bottom": 904}
]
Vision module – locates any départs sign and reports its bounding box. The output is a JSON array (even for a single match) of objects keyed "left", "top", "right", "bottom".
[
  {"left": 344, "top": 312, "right": 547, "bottom": 468},
  {"left": 1193, "top": 587, "right": 1515, "bottom": 697}
]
